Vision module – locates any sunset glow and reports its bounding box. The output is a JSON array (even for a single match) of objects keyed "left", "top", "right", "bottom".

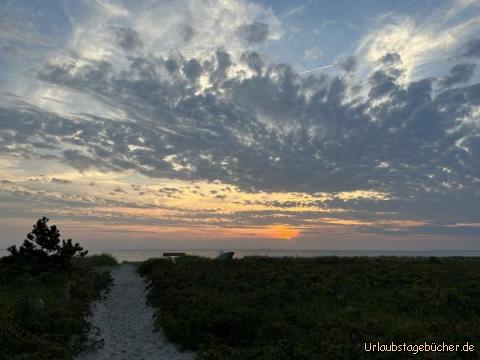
[{"left": 266, "top": 225, "right": 301, "bottom": 240}]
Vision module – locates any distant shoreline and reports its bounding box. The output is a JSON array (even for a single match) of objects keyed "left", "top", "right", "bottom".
[{"left": 3, "top": 249, "right": 480, "bottom": 262}]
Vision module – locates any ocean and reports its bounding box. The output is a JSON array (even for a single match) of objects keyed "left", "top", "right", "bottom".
[{"left": 2, "top": 249, "right": 480, "bottom": 262}]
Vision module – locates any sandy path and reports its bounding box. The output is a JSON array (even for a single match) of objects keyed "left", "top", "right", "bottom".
[{"left": 76, "top": 264, "right": 194, "bottom": 360}]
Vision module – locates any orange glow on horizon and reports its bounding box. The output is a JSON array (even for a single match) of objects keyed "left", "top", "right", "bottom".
[
  {"left": 263, "top": 225, "right": 301, "bottom": 240},
  {"left": 58, "top": 221, "right": 302, "bottom": 241}
]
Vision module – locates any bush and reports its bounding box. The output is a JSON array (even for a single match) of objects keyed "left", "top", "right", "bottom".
[
  {"left": 0, "top": 218, "right": 112, "bottom": 360},
  {"left": 75, "top": 254, "right": 119, "bottom": 268},
  {"left": 139, "top": 256, "right": 480, "bottom": 360}
]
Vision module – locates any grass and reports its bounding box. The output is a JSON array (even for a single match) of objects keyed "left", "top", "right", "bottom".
[
  {"left": 74, "top": 253, "right": 119, "bottom": 274},
  {"left": 139, "top": 256, "right": 480, "bottom": 359},
  {"left": 73, "top": 253, "right": 119, "bottom": 268},
  {"left": 0, "top": 254, "right": 118, "bottom": 360}
]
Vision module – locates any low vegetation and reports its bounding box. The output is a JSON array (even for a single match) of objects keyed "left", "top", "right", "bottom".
[
  {"left": 139, "top": 256, "right": 480, "bottom": 359},
  {"left": 74, "top": 253, "right": 119, "bottom": 268},
  {"left": 0, "top": 217, "right": 118, "bottom": 360}
]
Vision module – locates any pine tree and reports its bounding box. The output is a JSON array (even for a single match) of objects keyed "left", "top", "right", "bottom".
[{"left": 7, "top": 217, "right": 88, "bottom": 272}]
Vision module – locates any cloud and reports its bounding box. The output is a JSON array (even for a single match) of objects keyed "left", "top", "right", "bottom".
[
  {"left": 379, "top": 52, "right": 401, "bottom": 66},
  {"left": 463, "top": 37, "right": 480, "bottom": 57},
  {"left": 336, "top": 56, "right": 357, "bottom": 73},
  {"left": 304, "top": 48, "right": 323, "bottom": 61},
  {"left": 356, "top": 1, "right": 480, "bottom": 81},
  {"left": 1, "top": 0, "right": 480, "bottom": 240},
  {"left": 50, "top": 178, "right": 72, "bottom": 185},
  {"left": 112, "top": 27, "right": 143, "bottom": 51},
  {"left": 183, "top": 58, "right": 203, "bottom": 80},
  {"left": 240, "top": 51, "right": 265, "bottom": 74},
  {"left": 104, "top": 0, "right": 279, "bottom": 59},
  {"left": 181, "top": 25, "right": 195, "bottom": 43},
  {"left": 3, "top": 47, "right": 476, "bottom": 208},
  {"left": 440, "top": 63, "right": 476, "bottom": 87},
  {"left": 63, "top": 149, "right": 112, "bottom": 172},
  {"left": 238, "top": 21, "right": 270, "bottom": 44}
]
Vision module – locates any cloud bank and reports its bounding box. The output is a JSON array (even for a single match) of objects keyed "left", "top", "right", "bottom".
[{"left": 1, "top": 0, "right": 480, "bottom": 247}]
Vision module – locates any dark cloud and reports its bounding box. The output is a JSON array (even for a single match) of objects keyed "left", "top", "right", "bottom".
[
  {"left": 181, "top": 25, "right": 195, "bottom": 42},
  {"left": 159, "top": 187, "right": 182, "bottom": 194},
  {"left": 183, "top": 58, "right": 203, "bottom": 80},
  {"left": 165, "top": 56, "right": 180, "bottom": 73},
  {"left": 210, "top": 49, "right": 231, "bottom": 83},
  {"left": 50, "top": 178, "right": 72, "bottom": 185},
  {"left": 368, "top": 70, "right": 398, "bottom": 98},
  {"left": 112, "top": 27, "right": 143, "bottom": 51},
  {"left": 238, "top": 21, "right": 269, "bottom": 44},
  {"left": 1, "top": 49, "right": 479, "bottom": 225},
  {"left": 63, "top": 149, "right": 114, "bottom": 172},
  {"left": 463, "top": 37, "right": 480, "bottom": 57},
  {"left": 440, "top": 63, "right": 476, "bottom": 87},
  {"left": 240, "top": 51, "right": 264, "bottom": 74},
  {"left": 379, "top": 52, "right": 401, "bottom": 66},
  {"left": 336, "top": 56, "right": 357, "bottom": 73}
]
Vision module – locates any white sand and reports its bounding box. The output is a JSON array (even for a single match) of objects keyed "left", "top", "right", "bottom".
[{"left": 76, "top": 264, "right": 194, "bottom": 360}]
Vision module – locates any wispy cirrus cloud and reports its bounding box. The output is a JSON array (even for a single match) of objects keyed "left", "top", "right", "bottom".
[{"left": 355, "top": 0, "right": 480, "bottom": 82}]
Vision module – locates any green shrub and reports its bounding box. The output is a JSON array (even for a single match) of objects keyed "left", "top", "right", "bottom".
[
  {"left": 74, "top": 253, "right": 119, "bottom": 268},
  {"left": 139, "top": 256, "right": 480, "bottom": 360},
  {"left": 0, "top": 218, "right": 112, "bottom": 360},
  {"left": 0, "top": 264, "right": 111, "bottom": 359}
]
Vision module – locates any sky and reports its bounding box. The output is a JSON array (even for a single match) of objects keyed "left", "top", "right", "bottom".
[{"left": 0, "top": 0, "right": 480, "bottom": 250}]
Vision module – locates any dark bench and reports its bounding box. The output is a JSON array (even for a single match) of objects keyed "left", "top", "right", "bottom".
[
  {"left": 163, "top": 252, "right": 186, "bottom": 257},
  {"left": 163, "top": 252, "right": 186, "bottom": 263}
]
